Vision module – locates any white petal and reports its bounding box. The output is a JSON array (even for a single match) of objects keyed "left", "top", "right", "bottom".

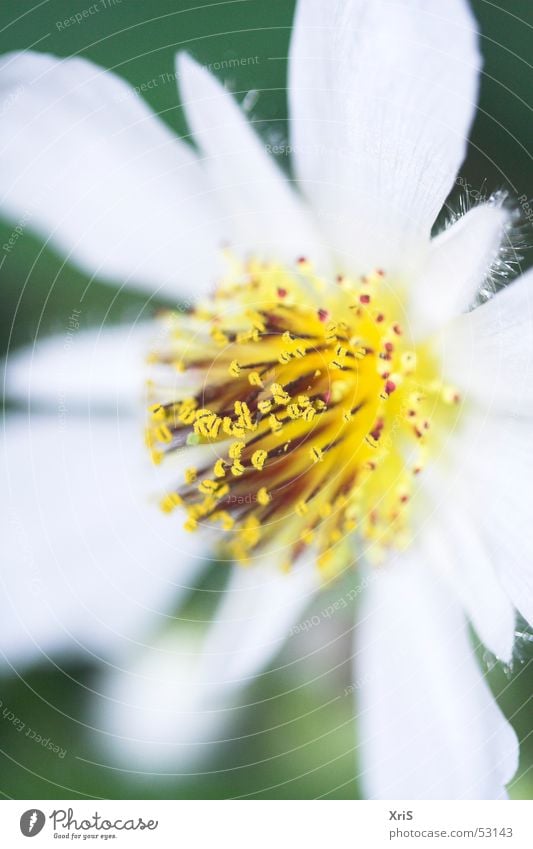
[
  {"left": 95, "top": 558, "right": 318, "bottom": 768},
  {"left": 449, "top": 414, "right": 533, "bottom": 627},
  {"left": 198, "top": 556, "right": 318, "bottom": 686},
  {"left": 288, "top": 0, "right": 481, "bottom": 276},
  {"left": 0, "top": 51, "right": 222, "bottom": 296},
  {"left": 411, "top": 201, "right": 512, "bottom": 333},
  {"left": 420, "top": 504, "right": 515, "bottom": 663},
  {"left": 93, "top": 628, "right": 222, "bottom": 771},
  {"left": 437, "top": 268, "right": 533, "bottom": 416},
  {"left": 0, "top": 414, "right": 207, "bottom": 669},
  {"left": 355, "top": 556, "right": 518, "bottom": 799},
  {"left": 4, "top": 323, "right": 155, "bottom": 412},
  {"left": 177, "top": 53, "right": 329, "bottom": 270}
]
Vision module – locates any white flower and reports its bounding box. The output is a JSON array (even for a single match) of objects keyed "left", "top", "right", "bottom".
[{"left": 1, "top": 0, "right": 531, "bottom": 799}]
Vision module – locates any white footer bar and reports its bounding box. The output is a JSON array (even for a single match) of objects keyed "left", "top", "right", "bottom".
[{"left": 1, "top": 799, "right": 532, "bottom": 848}]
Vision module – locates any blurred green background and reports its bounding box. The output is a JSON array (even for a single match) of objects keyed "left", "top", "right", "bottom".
[{"left": 0, "top": 0, "right": 532, "bottom": 799}]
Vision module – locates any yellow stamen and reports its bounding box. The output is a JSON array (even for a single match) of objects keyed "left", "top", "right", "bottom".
[{"left": 147, "top": 255, "right": 461, "bottom": 575}]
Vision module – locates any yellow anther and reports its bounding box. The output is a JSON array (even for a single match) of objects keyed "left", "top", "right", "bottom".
[
  {"left": 216, "top": 511, "right": 234, "bottom": 531},
  {"left": 193, "top": 418, "right": 211, "bottom": 437},
  {"left": 234, "top": 400, "right": 255, "bottom": 431},
  {"left": 222, "top": 416, "right": 234, "bottom": 436},
  {"left": 310, "top": 446, "right": 324, "bottom": 463},
  {"left": 251, "top": 449, "right": 267, "bottom": 471},
  {"left": 229, "top": 360, "right": 241, "bottom": 377},
  {"left": 185, "top": 467, "right": 197, "bottom": 484},
  {"left": 295, "top": 500, "right": 308, "bottom": 517},
  {"left": 194, "top": 412, "right": 219, "bottom": 437},
  {"left": 271, "top": 383, "right": 290, "bottom": 405},
  {"left": 245, "top": 309, "right": 266, "bottom": 332},
  {"left": 269, "top": 414, "right": 283, "bottom": 433},
  {"left": 242, "top": 515, "right": 261, "bottom": 546},
  {"left": 303, "top": 406, "right": 316, "bottom": 422},
  {"left": 287, "top": 403, "right": 302, "bottom": 420},
  {"left": 301, "top": 528, "right": 315, "bottom": 545},
  {"left": 154, "top": 424, "right": 173, "bottom": 443},
  {"left": 244, "top": 515, "right": 261, "bottom": 531},
  {"left": 278, "top": 350, "right": 293, "bottom": 364},
  {"left": 149, "top": 448, "right": 163, "bottom": 465},
  {"left": 149, "top": 403, "right": 166, "bottom": 421},
  {"left": 318, "top": 550, "right": 333, "bottom": 570},
  {"left": 214, "top": 458, "right": 226, "bottom": 478},
  {"left": 257, "top": 487, "right": 271, "bottom": 506},
  {"left": 258, "top": 399, "right": 272, "bottom": 415},
  {"left": 325, "top": 321, "right": 338, "bottom": 341},
  {"left": 231, "top": 460, "right": 245, "bottom": 477},
  {"left": 178, "top": 400, "right": 197, "bottom": 425},
  {"left": 248, "top": 371, "right": 264, "bottom": 388},
  {"left": 160, "top": 492, "right": 183, "bottom": 513},
  {"left": 206, "top": 417, "right": 222, "bottom": 439},
  {"left": 184, "top": 516, "right": 198, "bottom": 532},
  {"left": 229, "top": 441, "right": 245, "bottom": 459},
  {"left": 237, "top": 328, "right": 260, "bottom": 344},
  {"left": 199, "top": 479, "right": 218, "bottom": 495},
  {"left": 210, "top": 327, "right": 229, "bottom": 346},
  {"left": 194, "top": 407, "right": 214, "bottom": 421},
  {"left": 160, "top": 497, "right": 173, "bottom": 514},
  {"left": 333, "top": 495, "right": 348, "bottom": 510},
  {"left": 194, "top": 307, "right": 211, "bottom": 320}
]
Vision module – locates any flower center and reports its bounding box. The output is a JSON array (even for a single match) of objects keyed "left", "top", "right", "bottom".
[{"left": 146, "top": 256, "right": 461, "bottom": 575}]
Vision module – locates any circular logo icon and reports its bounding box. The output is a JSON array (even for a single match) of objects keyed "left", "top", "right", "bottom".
[{"left": 20, "top": 809, "right": 46, "bottom": 837}]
